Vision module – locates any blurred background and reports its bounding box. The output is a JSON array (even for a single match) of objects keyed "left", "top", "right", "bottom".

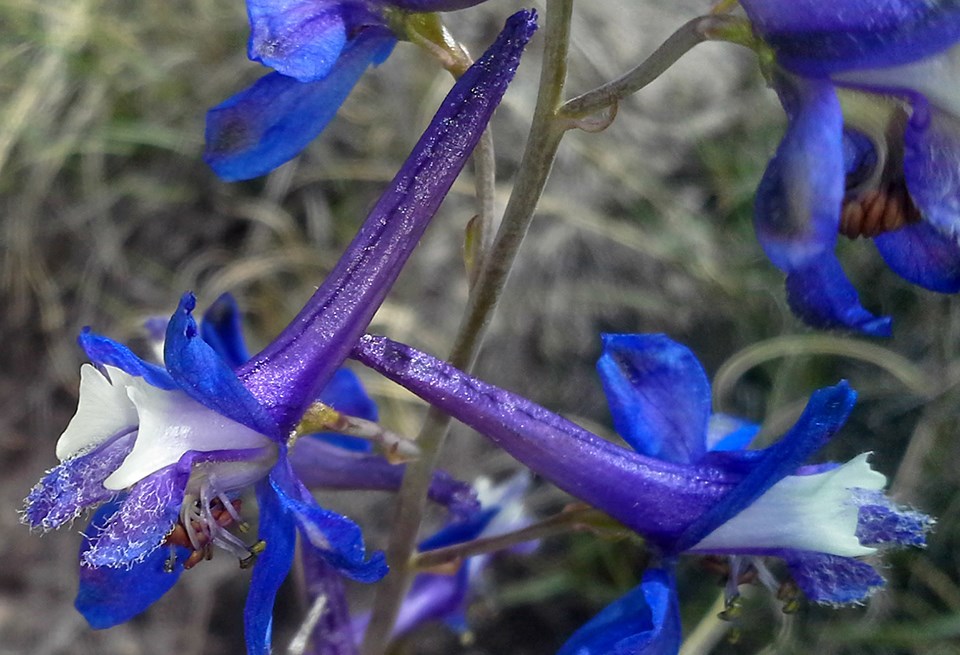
[{"left": 2, "top": 0, "right": 959, "bottom": 653}]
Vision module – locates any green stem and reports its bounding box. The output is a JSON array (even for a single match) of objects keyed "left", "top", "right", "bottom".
[
  {"left": 711, "top": 334, "right": 938, "bottom": 414},
  {"left": 359, "top": 3, "right": 574, "bottom": 651},
  {"left": 558, "top": 14, "right": 743, "bottom": 120},
  {"left": 470, "top": 127, "right": 498, "bottom": 283},
  {"left": 413, "top": 506, "right": 607, "bottom": 571}
]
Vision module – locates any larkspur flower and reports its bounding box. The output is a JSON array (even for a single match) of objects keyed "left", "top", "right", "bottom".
[
  {"left": 21, "top": 12, "right": 536, "bottom": 653},
  {"left": 351, "top": 332, "right": 932, "bottom": 652},
  {"left": 205, "top": 0, "right": 492, "bottom": 180},
  {"left": 739, "top": 0, "right": 960, "bottom": 335}
]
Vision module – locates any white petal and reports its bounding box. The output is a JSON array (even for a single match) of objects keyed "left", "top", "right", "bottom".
[
  {"left": 475, "top": 471, "right": 532, "bottom": 540},
  {"left": 836, "top": 44, "right": 960, "bottom": 118},
  {"left": 56, "top": 365, "right": 139, "bottom": 461},
  {"left": 103, "top": 384, "right": 273, "bottom": 490},
  {"left": 693, "top": 453, "right": 886, "bottom": 557}
]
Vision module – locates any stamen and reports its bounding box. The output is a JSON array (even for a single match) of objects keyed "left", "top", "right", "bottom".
[
  {"left": 240, "top": 540, "right": 267, "bottom": 569},
  {"left": 166, "top": 484, "right": 259, "bottom": 570},
  {"left": 840, "top": 182, "right": 922, "bottom": 239}
]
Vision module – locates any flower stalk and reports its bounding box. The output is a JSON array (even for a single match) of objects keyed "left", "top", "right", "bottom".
[{"left": 360, "top": 1, "right": 573, "bottom": 650}]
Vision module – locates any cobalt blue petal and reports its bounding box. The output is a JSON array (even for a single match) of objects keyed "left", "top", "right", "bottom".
[
  {"left": 739, "top": 0, "right": 960, "bottom": 76},
  {"left": 558, "top": 568, "right": 681, "bottom": 655},
  {"left": 205, "top": 33, "right": 396, "bottom": 182},
  {"left": 675, "top": 381, "right": 856, "bottom": 553},
  {"left": 903, "top": 105, "right": 960, "bottom": 244},
  {"left": 754, "top": 75, "right": 843, "bottom": 271},
  {"left": 200, "top": 293, "right": 251, "bottom": 368},
  {"left": 290, "top": 438, "right": 479, "bottom": 518},
  {"left": 784, "top": 252, "right": 893, "bottom": 336},
  {"left": 77, "top": 329, "right": 176, "bottom": 390},
  {"left": 247, "top": 0, "right": 347, "bottom": 82},
  {"left": 875, "top": 221, "right": 960, "bottom": 292},
  {"left": 82, "top": 464, "right": 188, "bottom": 567},
  {"left": 245, "top": 476, "right": 298, "bottom": 655},
  {"left": 854, "top": 489, "right": 933, "bottom": 547},
  {"left": 316, "top": 368, "right": 379, "bottom": 452},
  {"left": 785, "top": 552, "right": 885, "bottom": 604},
  {"left": 23, "top": 433, "right": 134, "bottom": 531},
  {"left": 706, "top": 414, "right": 760, "bottom": 453},
  {"left": 76, "top": 501, "right": 189, "bottom": 629},
  {"left": 164, "top": 292, "right": 281, "bottom": 438},
  {"left": 597, "top": 333, "right": 711, "bottom": 464},
  {"left": 270, "top": 458, "right": 387, "bottom": 583}
]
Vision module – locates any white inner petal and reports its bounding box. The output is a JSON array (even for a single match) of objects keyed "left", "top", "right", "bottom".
[
  {"left": 56, "top": 365, "right": 140, "bottom": 461},
  {"left": 692, "top": 453, "right": 886, "bottom": 557},
  {"left": 103, "top": 384, "right": 273, "bottom": 490},
  {"left": 835, "top": 44, "right": 960, "bottom": 117}
]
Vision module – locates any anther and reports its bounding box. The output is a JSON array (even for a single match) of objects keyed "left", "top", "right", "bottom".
[
  {"left": 718, "top": 595, "right": 742, "bottom": 622},
  {"left": 239, "top": 540, "right": 267, "bottom": 569},
  {"left": 840, "top": 183, "right": 921, "bottom": 239}
]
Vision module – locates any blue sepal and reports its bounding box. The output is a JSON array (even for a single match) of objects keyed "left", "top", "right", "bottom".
[
  {"left": 164, "top": 292, "right": 281, "bottom": 439},
  {"left": 785, "top": 253, "right": 893, "bottom": 336},
  {"left": 875, "top": 221, "right": 960, "bottom": 292},
  {"left": 558, "top": 568, "right": 681, "bottom": 655},
  {"left": 270, "top": 459, "right": 387, "bottom": 583},
  {"left": 597, "top": 333, "right": 711, "bottom": 464},
  {"left": 246, "top": 0, "right": 347, "bottom": 82},
  {"left": 754, "top": 75, "right": 843, "bottom": 271},
  {"left": 205, "top": 33, "right": 396, "bottom": 182},
  {"left": 78, "top": 329, "right": 176, "bottom": 390},
  {"left": 76, "top": 501, "right": 189, "bottom": 629},
  {"left": 245, "top": 476, "right": 298, "bottom": 655},
  {"left": 201, "top": 293, "right": 252, "bottom": 368}
]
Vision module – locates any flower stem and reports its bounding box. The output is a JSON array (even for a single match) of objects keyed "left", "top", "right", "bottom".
[
  {"left": 359, "top": 3, "right": 574, "bottom": 652},
  {"left": 413, "top": 505, "right": 613, "bottom": 571},
  {"left": 558, "top": 14, "right": 743, "bottom": 120}
]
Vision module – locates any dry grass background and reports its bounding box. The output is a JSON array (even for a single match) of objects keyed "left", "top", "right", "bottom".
[{"left": 2, "top": 0, "right": 960, "bottom": 653}]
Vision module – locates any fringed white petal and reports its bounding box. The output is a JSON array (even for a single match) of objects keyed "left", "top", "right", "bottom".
[
  {"left": 56, "top": 365, "right": 139, "bottom": 461},
  {"left": 693, "top": 453, "right": 886, "bottom": 556},
  {"left": 103, "top": 384, "right": 272, "bottom": 490}
]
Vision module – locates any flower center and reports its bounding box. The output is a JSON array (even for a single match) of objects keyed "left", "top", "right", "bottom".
[
  {"left": 164, "top": 490, "right": 265, "bottom": 572},
  {"left": 840, "top": 181, "right": 922, "bottom": 239}
]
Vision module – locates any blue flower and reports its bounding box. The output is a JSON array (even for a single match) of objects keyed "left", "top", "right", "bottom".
[
  {"left": 204, "top": 292, "right": 479, "bottom": 519},
  {"left": 739, "top": 0, "right": 960, "bottom": 335},
  {"left": 22, "top": 13, "right": 535, "bottom": 653},
  {"left": 205, "top": 0, "right": 494, "bottom": 180},
  {"left": 352, "top": 333, "right": 932, "bottom": 652}
]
